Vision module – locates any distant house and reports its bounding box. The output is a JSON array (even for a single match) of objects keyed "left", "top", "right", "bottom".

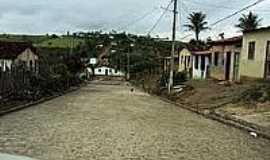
[
  {"left": 209, "top": 36, "right": 242, "bottom": 81},
  {"left": 240, "top": 26, "right": 270, "bottom": 80},
  {"left": 178, "top": 48, "right": 192, "bottom": 78},
  {"left": 192, "top": 50, "right": 211, "bottom": 79},
  {"left": 0, "top": 41, "right": 38, "bottom": 72},
  {"left": 94, "top": 66, "right": 125, "bottom": 77}
]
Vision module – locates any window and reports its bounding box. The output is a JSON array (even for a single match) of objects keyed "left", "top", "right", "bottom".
[
  {"left": 214, "top": 52, "right": 219, "bottom": 66},
  {"left": 248, "top": 41, "right": 256, "bottom": 60},
  {"left": 109, "top": 69, "right": 112, "bottom": 73},
  {"left": 98, "top": 69, "right": 102, "bottom": 72},
  {"left": 115, "top": 70, "right": 118, "bottom": 73},
  {"left": 195, "top": 55, "right": 199, "bottom": 69}
]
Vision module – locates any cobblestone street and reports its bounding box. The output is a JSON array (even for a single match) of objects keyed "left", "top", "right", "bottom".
[{"left": 0, "top": 82, "right": 270, "bottom": 160}]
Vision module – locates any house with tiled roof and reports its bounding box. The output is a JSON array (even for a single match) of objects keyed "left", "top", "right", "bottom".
[
  {"left": 208, "top": 36, "right": 242, "bottom": 81},
  {"left": 0, "top": 41, "right": 38, "bottom": 72}
]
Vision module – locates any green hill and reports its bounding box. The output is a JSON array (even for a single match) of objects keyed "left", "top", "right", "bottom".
[{"left": 35, "top": 37, "right": 84, "bottom": 49}]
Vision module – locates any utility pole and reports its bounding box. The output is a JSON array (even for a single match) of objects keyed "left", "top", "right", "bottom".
[
  {"left": 168, "top": 0, "right": 178, "bottom": 93},
  {"left": 127, "top": 43, "right": 134, "bottom": 81},
  {"left": 127, "top": 46, "right": 130, "bottom": 81}
]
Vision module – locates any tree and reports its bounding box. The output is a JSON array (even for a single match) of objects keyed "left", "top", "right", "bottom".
[
  {"left": 236, "top": 12, "right": 262, "bottom": 31},
  {"left": 184, "top": 12, "right": 209, "bottom": 41}
]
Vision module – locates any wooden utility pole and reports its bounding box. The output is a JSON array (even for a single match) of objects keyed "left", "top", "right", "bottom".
[{"left": 168, "top": 0, "right": 178, "bottom": 93}]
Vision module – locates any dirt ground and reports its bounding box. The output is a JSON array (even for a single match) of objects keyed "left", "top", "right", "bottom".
[
  {"left": 0, "top": 81, "right": 270, "bottom": 160},
  {"left": 175, "top": 80, "right": 251, "bottom": 109},
  {"left": 175, "top": 80, "right": 270, "bottom": 131},
  {"left": 220, "top": 102, "right": 270, "bottom": 130}
]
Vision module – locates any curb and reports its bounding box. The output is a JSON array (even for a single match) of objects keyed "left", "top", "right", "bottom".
[
  {"left": 155, "top": 94, "right": 270, "bottom": 141},
  {"left": 0, "top": 86, "right": 82, "bottom": 117}
]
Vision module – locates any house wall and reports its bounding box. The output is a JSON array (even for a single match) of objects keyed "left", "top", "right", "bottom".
[
  {"left": 240, "top": 31, "right": 270, "bottom": 79},
  {"left": 16, "top": 48, "right": 39, "bottom": 72},
  {"left": 178, "top": 48, "right": 192, "bottom": 73},
  {"left": 210, "top": 45, "right": 241, "bottom": 81},
  {"left": 0, "top": 59, "right": 13, "bottom": 72},
  {"left": 94, "top": 67, "right": 125, "bottom": 77},
  {"left": 192, "top": 55, "right": 210, "bottom": 79}
]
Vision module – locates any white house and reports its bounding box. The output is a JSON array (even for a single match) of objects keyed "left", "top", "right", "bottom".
[
  {"left": 192, "top": 50, "right": 211, "bottom": 79},
  {"left": 94, "top": 66, "right": 125, "bottom": 77}
]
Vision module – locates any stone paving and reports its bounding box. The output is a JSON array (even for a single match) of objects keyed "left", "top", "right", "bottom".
[{"left": 0, "top": 82, "right": 270, "bottom": 160}]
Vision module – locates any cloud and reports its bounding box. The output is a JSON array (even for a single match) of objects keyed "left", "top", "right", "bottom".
[{"left": 0, "top": 0, "right": 269, "bottom": 40}]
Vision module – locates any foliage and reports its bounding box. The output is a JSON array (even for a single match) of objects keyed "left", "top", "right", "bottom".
[
  {"left": 188, "top": 39, "right": 208, "bottom": 50},
  {"left": 184, "top": 12, "right": 209, "bottom": 41},
  {"left": 159, "top": 72, "right": 187, "bottom": 87},
  {"left": 235, "top": 12, "right": 262, "bottom": 31},
  {"left": 239, "top": 83, "right": 270, "bottom": 103}
]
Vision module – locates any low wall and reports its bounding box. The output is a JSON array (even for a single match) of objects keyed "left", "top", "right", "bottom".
[{"left": 210, "top": 66, "right": 225, "bottom": 80}]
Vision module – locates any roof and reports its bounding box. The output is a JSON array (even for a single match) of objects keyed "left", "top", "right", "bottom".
[
  {"left": 243, "top": 26, "right": 270, "bottom": 33},
  {"left": 192, "top": 50, "right": 211, "bottom": 55},
  {"left": 209, "top": 36, "right": 243, "bottom": 45},
  {"left": 0, "top": 41, "right": 36, "bottom": 59}
]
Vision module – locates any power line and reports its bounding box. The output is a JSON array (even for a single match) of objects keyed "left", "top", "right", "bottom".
[
  {"left": 183, "top": 0, "right": 237, "bottom": 10},
  {"left": 119, "top": 7, "right": 159, "bottom": 31},
  {"left": 210, "top": 0, "right": 267, "bottom": 26},
  {"left": 147, "top": 1, "right": 173, "bottom": 35},
  {"left": 180, "top": 0, "right": 268, "bottom": 40}
]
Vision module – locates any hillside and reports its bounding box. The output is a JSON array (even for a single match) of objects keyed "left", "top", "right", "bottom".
[
  {"left": 0, "top": 34, "right": 84, "bottom": 49},
  {"left": 35, "top": 37, "right": 84, "bottom": 49}
]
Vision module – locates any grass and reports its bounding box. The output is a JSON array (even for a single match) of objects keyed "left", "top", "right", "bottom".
[
  {"left": 0, "top": 34, "right": 48, "bottom": 43},
  {"left": 0, "top": 34, "right": 85, "bottom": 49},
  {"left": 35, "top": 37, "right": 84, "bottom": 49}
]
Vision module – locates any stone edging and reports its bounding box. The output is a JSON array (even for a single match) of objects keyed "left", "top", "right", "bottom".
[
  {"left": 155, "top": 95, "right": 270, "bottom": 141},
  {"left": 0, "top": 86, "right": 82, "bottom": 117}
]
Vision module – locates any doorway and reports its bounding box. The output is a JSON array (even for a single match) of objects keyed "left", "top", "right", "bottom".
[
  {"left": 233, "top": 52, "right": 240, "bottom": 81},
  {"left": 265, "top": 41, "right": 270, "bottom": 80},
  {"left": 225, "top": 52, "right": 231, "bottom": 80},
  {"left": 105, "top": 69, "right": 108, "bottom": 76}
]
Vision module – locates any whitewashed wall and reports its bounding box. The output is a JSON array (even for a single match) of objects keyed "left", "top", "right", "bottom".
[
  {"left": 192, "top": 55, "right": 210, "bottom": 79},
  {"left": 0, "top": 59, "right": 13, "bottom": 71},
  {"left": 94, "top": 66, "right": 125, "bottom": 77}
]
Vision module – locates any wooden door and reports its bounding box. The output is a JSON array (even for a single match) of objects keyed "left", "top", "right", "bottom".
[
  {"left": 225, "top": 52, "right": 231, "bottom": 80},
  {"left": 233, "top": 52, "right": 240, "bottom": 81}
]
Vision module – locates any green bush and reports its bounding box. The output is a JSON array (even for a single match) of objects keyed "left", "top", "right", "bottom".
[{"left": 240, "top": 84, "right": 270, "bottom": 103}]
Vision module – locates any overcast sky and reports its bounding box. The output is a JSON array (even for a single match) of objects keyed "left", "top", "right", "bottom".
[{"left": 0, "top": 0, "right": 269, "bottom": 41}]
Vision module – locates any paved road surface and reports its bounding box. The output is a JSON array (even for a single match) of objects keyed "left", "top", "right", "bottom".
[{"left": 1, "top": 82, "right": 270, "bottom": 160}]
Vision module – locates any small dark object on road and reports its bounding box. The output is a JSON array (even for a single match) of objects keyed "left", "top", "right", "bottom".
[{"left": 130, "top": 88, "right": 134, "bottom": 92}]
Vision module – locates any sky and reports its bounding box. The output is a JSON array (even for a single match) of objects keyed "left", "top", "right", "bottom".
[{"left": 0, "top": 0, "right": 270, "bottom": 41}]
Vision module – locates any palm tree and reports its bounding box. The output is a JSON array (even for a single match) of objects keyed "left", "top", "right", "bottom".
[
  {"left": 236, "top": 12, "right": 262, "bottom": 31},
  {"left": 184, "top": 12, "right": 209, "bottom": 41}
]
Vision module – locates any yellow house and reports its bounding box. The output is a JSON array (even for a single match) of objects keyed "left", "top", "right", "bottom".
[
  {"left": 209, "top": 36, "right": 242, "bottom": 81},
  {"left": 178, "top": 48, "right": 192, "bottom": 74},
  {"left": 240, "top": 26, "right": 270, "bottom": 80}
]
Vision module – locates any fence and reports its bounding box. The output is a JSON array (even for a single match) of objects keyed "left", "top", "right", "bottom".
[
  {"left": 0, "top": 59, "right": 83, "bottom": 109},
  {"left": 0, "top": 66, "right": 32, "bottom": 102}
]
